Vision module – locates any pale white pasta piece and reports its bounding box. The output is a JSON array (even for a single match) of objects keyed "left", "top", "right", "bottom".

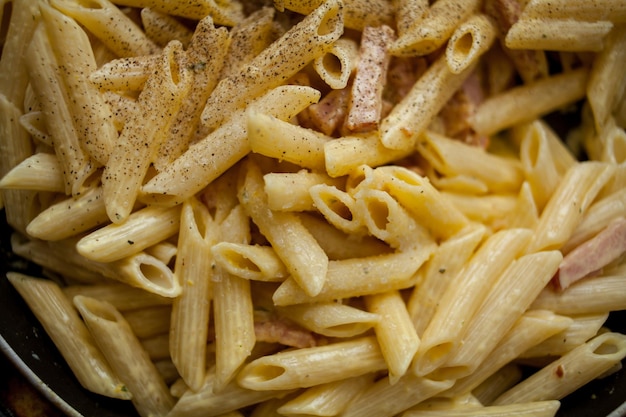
[
  {"left": 446, "top": 14, "right": 497, "bottom": 74},
  {"left": 521, "top": 313, "right": 609, "bottom": 358},
  {"left": 111, "top": 0, "right": 244, "bottom": 24},
  {"left": 50, "top": 0, "right": 160, "bottom": 57},
  {"left": 276, "top": 0, "right": 394, "bottom": 30},
  {"left": 74, "top": 296, "right": 175, "bottom": 417},
  {"left": 414, "top": 228, "right": 533, "bottom": 376},
  {"left": 170, "top": 198, "right": 218, "bottom": 391},
  {"left": 0, "top": 153, "right": 64, "bottom": 193},
  {"left": 77, "top": 205, "right": 182, "bottom": 263},
  {"left": 365, "top": 290, "right": 420, "bottom": 384},
  {"left": 314, "top": 37, "right": 359, "bottom": 90},
  {"left": 247, "top": 110, "right": 330, "bottom": 171},
  {"left": 277, "top": 374, "right": 374, "bottom": 416},
  {"left": 276, "top": 302, "right": 380, "bottom": 338},
  {"left": 212, "top": 242, "right": 288, "bottom": 282},
  {"left": 471, "top": 68, "right": 589, "bottom": 136},
  {"left": 7, "top": 273, "right": 131, "bottom": 400},
  {"left": 393, "top": 0, "right": 428, "bottom": 37},
  {"left": 445, "top": 310, "right": 573, "bottom": 398},
  {"left": 521, "top": 0, "right": 626, "bottom": 23},
  {"left": 417, "top": 130, "right": 524, "bottom": 193},
  {"left": 200, "top": 0, "right": 343, "bottom": 131},
  {"left": 168, "top": 372, "right": 294, "bottom": 417},
  {"left": 402, "top": 401, "right": 561, "bottom": 417},
  {"left": 435, "top": 251, "right": 563, "bottom": 380},
  {"left": 140, "top": 8, "right": 194, "bottom": 48},
  {"left": 310, "top": 184, "right": 366, "bottom": 235},
  {"left": 142, "top": 85, "right": 321, "bottom": 205},
  {"left": 273, "top": 244, "right": 435, "bottom": 305},
  {"left": 530, "top": 274, "right": 626, "bottom": 315},
  {"left": 493, "top": 332, "right": 626, "bottom": 405},
  {"left": 26, "top": 186, "right": 109, "bottom": 241},
  {"left": 471, "top": 364, "right": 523, "bottom": 406},
  {"left": 505, "top": 19, "right": 613, "bottom": 52},
  {"left": 63, "top": 283, "right": 172, "bottom": 312},
  {"left": 505, "top": 182, "right": 539, "bottom": 229},
  {"left": 123, "top": 305, "right": 171, "bottom": 339},
  {"left": 527, "top": 161, "right": 614, "bottom": 253},
  {"left": 390, "top": 0, "right": 481, "bottom": 56},
  {"left": 237, "top": 336, "right": 387, "bottom": 390},
  {"left": 238, "top": 160, "right": 328, "bottom": 297},
  {"left": 90, "top": 55, "right": 157, "bottom": 92},
  {"left": 102, "top": 41, "right": 192, "bottom": 223},
  {"left": 264, "top": 171, "right": 343, "bottom": 212},
  {"left": 341, "top": 374, "right": 454, "bottom": 417}
]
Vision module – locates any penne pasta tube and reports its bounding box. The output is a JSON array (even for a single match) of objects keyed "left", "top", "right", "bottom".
[
  {"left": 110, "top": 0, "right": 243, "bottom": 24},
  {"left": 276, "top": 302, "right": 379, "bottom": 338},
  {"left": 123, "top": 306, "right": 172, "bottom": 339},
  {"left": 153, "top": 18, "right": 230, "bottom": 172},
  {"left": 109, "top": 250, "right": 181, "bottom": 298},
  {"left": 140, "top": 8, "right": 194, "bottom": 48},
  {"left": 237, "top": 336, "right": 387, "bottom": 390},
  {"left": 272, "top": 243, "right": 435, "bottom": 305},
  {"left": 74, "top": 296, "right": 175, "bottom": 417},
  {"left": 7, "top": 273, "right": 131, "bottom": 400},
  {"left": 276, "top": 0, "right": 394, "bottom": 31},
  {"left": 41, "top": 4, "right": 117, "bottom": 166},
  {"left": 277, "top": 374, "right": 374, "bottom": 416},
  {"left": 314, "top": 37, "right": 359, "bottom": 90},
  {"left": 390, "top": 0, "right": 481, "bottom": 56},
  {"left": 200, "top": 0, "right": 343, "bottom": 131},
  {"left": 407, "top": 223, "right": 488, "bottom": 335},
  {"left": 417, "top": 130, "right": 524, "bottom": 193},
  {"left": 446, "top": 14, "right": 497, "bottom": 74},
  {"left": 324, "top": 133, "right": 414, "bottom": 178},
  {"left": 142, "top": 85, "right": 321, "bottom": 205},
  {"left": 353, "top": 187, "right": 432, "bottom": 250},
  {"left": 471, "top": 363, "right": 523, "bottom": 406},
  {"left": 212, "top": 242, "right": 289, "bottom": 282},
  {"left": 414, "top": 228, "right": 533, "bottom": 376},
  {"left": 505, "top": 181, "right": 539, "bottom": 229},
  {"left": 76, "top": 204, "right": 182, "bottom": 263},
  {"left": 527, "top": 161, "right": 614, "bottom": 253},
  {"left": 26, "top": 186, "right": 110, "bottom": 241},
  {"left": 586, "top": 24, "right": 626, "bottom": 130},
  {"left": 26, "top": 23, "right": 97, "bottom": 196},
  {"left": 380, "top": 54, "right": 475, "bottom": 150},
  {"left": 89, "top": 55, "right": 157, "bottom": 92},
  {"left": 19, "top": 111, "right": 50, "bottom": 147},
  {"left": 445, "top": 310, "right": 574, "bottom": 398},
  {"left": 402, "top": 401, "right": 561, "bottom": 417},
  {"left": 520, "top": 0, "right": 626, "bottom": 23},
  {"left": 0, "top": 153, "right": 64, "bottom": 193},
  {"left": 102, "top": 41, "right": 192, "bottom": 223},
  {"left": 365, "top": 290, "right": 420, "bottom": 384},
  {"left": 264, "top": 171, "right": 343, "bottom": 212},
  {"left": 493, "top": 332, "right": 626, "bottom": 405},
  {"left": 530, "top": 274, "right": 626, "bottom": 315},
  {"left": 50, "top": 0, "right": 160, "bottom": 57},
  {"left": 521, "top": 313, "right": 609, "bottom": 358},
  {"left": 310, "top": 184, "right": 366, "bottom": 235},
  {"left": 168, "top": 372, "right": 294, "bottom": 417},
  {"left": 213, "top": 205, "right": 256, "bottom": 391},
  {"left": 238, "top": 160, "right": 329, "bottom": 297},
  {"left": 170, "top": 198, "right": 218, "bottom": 390},
  {"left": 441, "top": 191, "right": 518, "bottom": 227},
  {"left": 368, "top": 165, "right": 471, "bottom": 240},
  {"left": 63, "top": 283, "right": 172, "bottom": 311},
  {"left": 393, "top": 0, "right": 429, "bottom": 37},
  {"left": 471, "top": 68, "right": 589, "bottom": 136},
  {"left": 505, "top": 18, "right": 613, "bottom": 52},
  {"left": 298, "top": 212, "right": 393, "bottom": 260},
  {"left": 341, "top": 374, "right": 454, "bottom": 417},
  {"left": 247, "top": 110, "right": 330, "bottom": 171},
  {"left": 435, "top": 251, "right": 563, "bottom": 380}
]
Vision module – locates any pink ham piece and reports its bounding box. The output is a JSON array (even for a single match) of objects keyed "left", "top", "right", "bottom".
[
  {"left": 254, "top": 310, "right": 320, "bottom": 348},
  {"left": 554, "top": 217, "right": 626, "bottom": 290},
  {"left": 344, "top": 25, "right": 396, "bottom": 133}
]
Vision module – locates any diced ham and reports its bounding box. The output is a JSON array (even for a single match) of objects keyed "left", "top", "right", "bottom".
[
  {"left": 253, "top": 309, "right": 320, "bottom": 348},
  {"left": 306, "top": 87, "right": 351, "bottom": 136},
  {"left": 344, "top": 25, "right": 396, "bottom": 133},
  {"left": 554, "top": 217, "right": 626, "bottom": 290}
]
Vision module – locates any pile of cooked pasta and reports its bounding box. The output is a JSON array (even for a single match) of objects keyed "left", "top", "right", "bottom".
[{"left": 1, "top": 0, "right": 625, "bottom": 416}]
